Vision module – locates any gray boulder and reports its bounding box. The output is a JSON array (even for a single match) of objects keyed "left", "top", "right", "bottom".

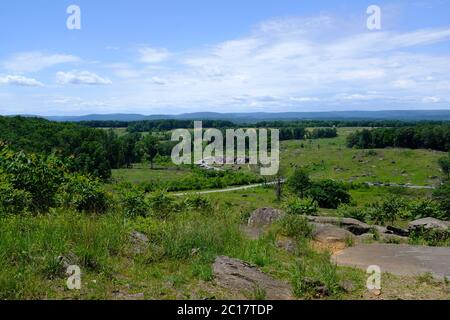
[
  {"left": 129, "top": 231, "right": 149, "bottom": 254},
  {"left": 213, "top": 256, "right": 293, "bottom": 300},
  {"left": 313, "top": 223, "right": 355, "bottom": 244},
  {"left": 248, "top": 208, "right": 285, "bottom": 228},
  {"left": 409, "top": 218, "right": 450, "bottom": 232},
  {"left": 307, "top": 216, "right": 371, "bottom": 235}
]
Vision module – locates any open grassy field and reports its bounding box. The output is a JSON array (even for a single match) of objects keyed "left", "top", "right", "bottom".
[
  {"left": 280, "top": 128, "right": 445, "bottom": 186},
  {"left": 112, "top": 164, "right": 195, "bottom": 185},
  {"left": 112, "top": 128, "right": 445, "bottom": 190}
]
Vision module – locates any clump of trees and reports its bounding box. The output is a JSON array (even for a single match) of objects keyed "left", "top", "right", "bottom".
[
  {"left": 0, "top": 143, "right": 108, "bottom": 214},
  {"left": 346, "top": 125, "right": 450, "bottom": 151},
  {"left": 438, "top": 152, "right": 450, "bottom": 180},
  {"left": 286, "top": 168, "right": 351, "bottom": 209}
]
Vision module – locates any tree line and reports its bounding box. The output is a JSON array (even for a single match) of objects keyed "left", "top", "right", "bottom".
[{"left": 346, "top": 124, "right": 450, "bottom": 152}]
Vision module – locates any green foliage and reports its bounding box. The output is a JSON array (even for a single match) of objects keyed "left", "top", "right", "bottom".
[
  {"left": 147, "top": 190, "right": 177, "bottom": 219},
  {"left": 438, "top": 156, "right": 450, "bottom": 180},
  {"left": 57, "top": 174, "right": 109, "bottom": 214},
  {"left": 287, "top": 168, "right": 311, "bottom": 198},
  {"left": 141, "top": 169, "right": 264, "bottom": 192},
  {"left": 0, "top": 144, "right": 66, "bottom": 212},
  {"left": 365, "top": 196, "right": 406, "bottom": 225},
  {"left": 138, "top": 134, "right": 160, "bottom": 168},
  {"left": 291, "top": 247, "right": 343, "bottom": 299},
  {"left": 117, "top": 184, "right": 150, "bottom": 218},
  {"left": 0, "top": 172, "right": 31, "bottom": 215},
  {"left": 432, "top": 182, "right": 450, "bottom": 219},
  {"left": 347, "top": 124, "right": 450, "bottom": 151},
  {"left": 181, "top": 194, "right": 213, "bottom": 212},
  {"left": 279, "top": 215, "right": 313, "bottom": 240},
  {"left": 308, "top": 180, "right": 351, "bottom": 209},
  {"left": 283, "top": 197, "right": 319, "bottom": 216},
  {"left": 337, "top": 204, "right": 367, "bottom": 222},
  {"left": 409, "top": 228, "right": 450, "bottom": 247},
  {"left": 407, "top": 199, "right": 446, "bottom": 220}
]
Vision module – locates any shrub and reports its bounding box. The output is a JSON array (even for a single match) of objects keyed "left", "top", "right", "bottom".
[
  {"left": 287, "top": 168, "right": 311, "bottom": 198},
  {"left": 407, "top": 199, "right": 445, "bottom": 220},
  {"left": 283, "top": 197, "right": 319, "bottom": 216},
  {"left": 0, "top": 173, "right": 31, "bottom": 215},
  {"left": 58, "top": 174, "right": 109, "bottom": 214},
  {"left": 181, "top": 194, "right": 213, "bottom": 212},
  {"left": 117, "top": 184, "right": 149, "bottom": 218},
  {"left": 307, "top": 180, "right": 351, "bottom": 209},
  {"left": 0, "top": 145, "right": 66, "bottom": 212},
  {"left": 365, "top": 196, "right": 405, "bottom": 225},
  {"left": 337, "top": 204, "right": 367, "bottom": 222},
  {"left": 279, "top": 215, "right": 313, "bottom": 240},
  {"left": 433, "top": 182, "right": 450, "bottom": 219},
  {"left": 148, "top": 190, "right": 177, "bottom": 218}
]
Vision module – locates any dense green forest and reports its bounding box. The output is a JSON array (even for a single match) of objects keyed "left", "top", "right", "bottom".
[{"left": 347, "top": 125, "right": 450, "bottom": 152}]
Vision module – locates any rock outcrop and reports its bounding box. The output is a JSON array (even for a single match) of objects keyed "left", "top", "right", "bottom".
[
  {"left": 248, "top": 208, "right": 285, "bottom": 228},
  {"left": 213, "top": 256, "right": 293, "bottom": 300}
]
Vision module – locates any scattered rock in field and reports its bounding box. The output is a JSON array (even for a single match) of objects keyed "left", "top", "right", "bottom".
[
  {"left": 248, "top": 208, "right": 285, "bottom": 228},
  {"left": 340, "top": 279, "right": 355, "bottom": 293},
  {"left": 276, "top": 237, "right": 297, "bottom": 253},
  {"left": 129, "top": 231, "right": 149, "bottom": 254},
  {"left": 112, "top": 291, "right": 145, "bottom": 300},
  {"left": 240, "top": 225, "right": 263, "bottom": 240},
  {"left": 307, "top": 216, "right": 371, "bottom": 235},
  {"left": 57, "top": 252, "right": 79, "bottom": 269},
  {"left": 301, "top": 277, "right": 330, "bottom": 298},
  {"left": 409, "top": 218, "right": 450, "bottom": 232},
  {"left": 387, "top": 225, "right": 410, "bottom": 237},
  {"left": 212, "top": 256, "right": 293, "bottom": 300}
]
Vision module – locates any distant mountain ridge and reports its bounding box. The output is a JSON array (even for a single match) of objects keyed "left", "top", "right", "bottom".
[{"left": 35, "top": 110, "right": 450, "bottom": 123}]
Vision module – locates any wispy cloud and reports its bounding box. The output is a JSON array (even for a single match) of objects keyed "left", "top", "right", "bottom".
[
  {"left": 138, "top": 47, "right": 171, "bottom": 64},
  {"left": 0, "top": 75, "right": 44, "bottom": 87},
  {"left": 3, "top": 52, "right": 80, "bottom": 73},
  {"left": 56, "top": 71, "right": 112, "bottom": 85}
]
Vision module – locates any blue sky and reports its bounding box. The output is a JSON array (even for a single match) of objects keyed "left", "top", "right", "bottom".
[{"left": 1, "top": 0, "right": 450, "bottom": 115}]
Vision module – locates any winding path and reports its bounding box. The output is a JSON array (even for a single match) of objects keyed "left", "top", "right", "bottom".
[{"left": 173, "top": 180, "right": 435, "bottom": 196}]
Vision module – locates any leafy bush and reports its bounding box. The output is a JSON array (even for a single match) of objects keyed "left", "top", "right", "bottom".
[
  {"left": 279, "top": 215, "right": 313, "bottom": 240},
  {"left": 0, "top": 144, "right": 66, "bottom": 212},
  {"left": 365, "top": 196, "right": 406, "bottom": 225},
  {"left": 181, "top": 194, "right": 213, "bottom": 212},
  {"left": 57, "top": 174, "right": 109, "bottom": 214},
  {"left": 283, "top": 197, "right": 319, "bottom": 216},
  {"left": 0, "top": 173, "right": 31, "bottom": 215},
  {"left": 148, "top": 190, "right": 177, "bottom": 218},
  {"left": 409, "top": 228, "right": 450, "bottom": 247},
  {"left": 307, "top": 180, "right": 351, "bottom": 209},
  {"left": 433, "top": 182, "right": 450, "bottom": 219},
  {"left": 117, "top": 184, "right": 149, "bottom": 218},
  {"left": 407, "top": 199, "right": 445, "bottom": 220},
  {"left": 287, "top": 168, "right": 311, "bottom": 198},
  {"left": 337, "top": 204, "right": 367, "bottom": 222}
]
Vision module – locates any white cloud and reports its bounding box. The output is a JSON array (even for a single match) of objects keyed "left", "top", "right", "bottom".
[
  {"left": 3, "top": 52, "right": 80, "bottom": 73},
  {"left": 422, "top": 96, "right": 441, "bottom": 103},
  {"left": 139, "top": 47, "right": 171, "bottom": 63},
  {"left": 0, "top": 75, "right": 44, "bottom": 87},
  {"left": 56, "top": 71, "right": 112, "bottom": 85},
  {"left": 5, "top": 15, "right": 450, "bottom": 114}
]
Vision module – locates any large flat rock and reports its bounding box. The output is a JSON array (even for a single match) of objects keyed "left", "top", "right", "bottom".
[{"left": 333, "top": 244, "right": 450, "bottom": 280}]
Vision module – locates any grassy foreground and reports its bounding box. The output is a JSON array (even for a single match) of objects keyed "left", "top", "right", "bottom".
[{"left": 1, "top": 192, "right": 449, "bottom": 300}]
